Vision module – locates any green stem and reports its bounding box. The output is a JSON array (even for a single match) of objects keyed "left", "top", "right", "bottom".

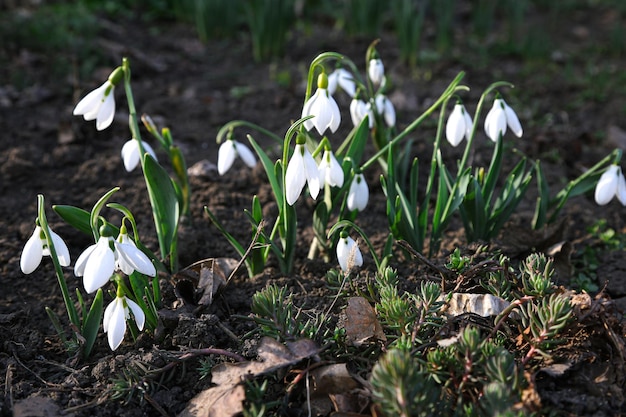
[{"left": 37, "top": 195, "right": 79, "bottom": 327}]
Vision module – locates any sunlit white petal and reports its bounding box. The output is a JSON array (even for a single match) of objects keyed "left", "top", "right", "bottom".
[
  {"left": 337, "top": 236, "right": 363, "bottom": 272},
  {"left": 368, "top": 59, "right": 384, "bottom": 85},
  {"left": 318, "top": 150, "right": 344, "bottom": 187},
  {"left": 20, "top": 227, "right": 44, "bottom": 274},
  {"left": 504, "top": 102, "right": 523, "bottom": 137},
  {"left": 302, "top": 88, "right": 341, "bottom": 135},
  {"left": 286, "top": 146, "right": 307, "bottom": 205},
  {"left": 218, "top": 141, "right": 237, "bottom": 175},
  {"left": 235, "top": 141, "right": 257, "bottom": 168},
  {"left": 303, "top": 146, "right": 321, "bottom": 199},
  {"left": 484, "top": 100, "right": 507, "bottom": 142},
  {"left": 114, "top": 240, "right": 156, "bottom": 277},
  {"left": 347, "top": 174, "right": 369, "bottom": 211},
  {"left": 126, "top": 298, "right": 146, "bottom": 331},
  {"left": 121, "top": 140, "right": 157, "bottom": 172},
  {"left": 96, "top": 92, "right": 116, "bottom": 131},
  {"left": 617, "top": 170, "right": 626, "bottom": 206},
  {"left": 375, "top": 95, "right": 396, "bottom": 127},
  {"left": 106, "top": 298, "right": 127, "bottom": 350},
  {"left": 49, "top": 230, "right": 71, "bottom": 267},
  {"left": 83, "top": 237, "right": 115, "bottom": 293},
  {"left": 446, "top": 104, "right": 473, "bottom": 147},
  {"left": 595, "top": 165, "right": 621, "bottom": 205},
  {"left": 73, "top": 81, "right": 116, "bottom": 130}
]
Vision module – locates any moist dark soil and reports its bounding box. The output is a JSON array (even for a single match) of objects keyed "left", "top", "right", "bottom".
[{"left": 1, "top": 6, "right": 626, "bottom": 417}]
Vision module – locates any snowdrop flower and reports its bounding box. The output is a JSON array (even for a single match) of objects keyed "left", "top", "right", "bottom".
[
  {"left": 347, "top": 173, "right": 369, "bottom": 212},
  {"left": 103, "top": 293, "right": 145, "bottom": 350},
  {"left": 285, "top": 141, "right": 321, "bottom": 205},
  {"left": 75, "top": 231, "right": 156, "bottom": 293},
  {"left": 318, "top": 149, "right": 344, "bottom": 187},
  {"left": 484, "top": 97, "right": 523, "bottom": 142},
  {"left": 73, "top": 67, "right": 123, "bottom": 131},
  {"left": 115, "top": 230, "right": 157, "bottom": 278},
  {"left": 121, "top": 139, "right": 157, "bottom": 172},
  {"left": 328, "top": 68, "right": 356, "bottom": 98},
  {"left": 20, "top": 225, "right": 70, "bottom": 274},
  {"left": 75, "top": 236, "right": 115, "bottom": 294},
  {"left": 302, "top": 73, "right": 341, "bottom": 135},
  {"left": 218, "top": 139, "right": 257, "bottom": 175},
  {"left": 375, "top": 95, "right": 396, "bottom": 127},
  {"left": 336, "top": 234, "right": 363, "bottom": 272},
  {"left": 368, "top": 58, "right": 385, "bottom": 85},
  {"left": 594, "top": 165, "right": 626, "bottom": 206},
  {"left": 350, "top": 98, "right": 374, "bottom": 128},
  {"left": 446, "top": 103, "right": 474, "bottom": 147}
]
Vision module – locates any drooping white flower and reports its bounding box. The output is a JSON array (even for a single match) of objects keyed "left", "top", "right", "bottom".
[
  {"left": 368, "top": 58, "right": 385, "bottom": 85},
  {"left": 336, "top": 235, "right": 363, "bottom": 272},
  {"left": 594, "top": 165, "right": 626, "bottom": 206},
  {"left": 318, "top": 149, "right": 344, "bottom": 187},
  {"left": 75, "top": 232, "right": 156, "bottom": 294},
  {"left": 115, "top": 232, "right": 157, "bottom": 277},
  {"left": 328, "top": 68, "right": 356, "bottom": 98},
  {"left": 73, "top": 80, "right": 116, "bottom": 131},
  {"left": 285, "top": 143, "right": 321, "bottom": 205},
  {"left": 446, "top": 103, "right": 474, "bottom": 147},
  {"left": 121, "top": 139, "right": 158, "bottom": 172},
  {"left": 350, "top": 98, "right": 374, "bottom": 128},
  {"left": 75, "top": 236, "right": 116, "bottom": 294},
  {"left": 375, "top": 95, "right": 396, "bottom": 127},
  {"left": 20, "top": 225, "right": 71, "bottom": 274},
  {"left": 484, "top": 97, "right": 523, "bottom": 142},
  {"left": 302, "top": 73, "right": 341, "bottom": 135},
  {"left": 217, "top": 139, "right": 257, "bottom": 175},
  {"left": 103, "top": 295, "right": 145, "bottom": 350},
  {"left": 347, "top": 173, "right": 369, "bottom": 212}
]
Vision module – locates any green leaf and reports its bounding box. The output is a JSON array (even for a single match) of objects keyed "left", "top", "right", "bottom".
[
  {"left": 82, "top": 288, "right": 103, "bottom": 358},
  {"left": 170, "top": 145, "right": 190, "bottom": 216},
  {"left": 143, "top": 154, "right": 180, "bottom": 268},
  {"left": 532, "top": 161, "right": 550, "bottom": 229},
  {"left": 248, "top": 135, "right": 283, "bottom": 203}
]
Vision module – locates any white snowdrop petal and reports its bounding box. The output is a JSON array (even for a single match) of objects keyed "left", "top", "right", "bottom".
[
  {"left": 235, "top": 141, "right": 257, "bottom": 168},
  {"left": 20, "top": 230, "right": 44, "bottom": 274},
  {"left": 336, "top": 238, "right": 349, "bottom": 271},
  {"left": 126, "top": 298, "right": 146, "bottom": 331},
  {"left": 50, "top": 230, "right": 71, "bottom": 267},
  {"left": 337, "top": 69, "right": 356, "bottom": 97},
  {"left": 303, "top": 148, "right": 321, "bottom": 199},
  {"left": 504, "top": 103, "right": 523, "bottom": 137},
  {"left": 485, "top": 104, "right": 507, "bottom": 142},
  {"left": 285, "top": 147, "right": 306, "bottom": 205},
  {"left": 103, "top": 298, "right": 116, "bottom": 333},
  {"left": 446, "top": 106, "right": 465, "bottom": 147},
  {"left": 74, "top": 244, "right": 96, "bottom": 277},
  {"left": 121, "top": 140, "right": 140, "bottom": 172},
  {"left": 83, "top": 238, "right": 115, "bottom": 293},
  {"left": 116, "top": 241, "right": 156, "bottom": 277},
  {"left": 96, "top": 90, "right": 116, "bottom": 131},
  {"left": 329, "top": 153, "right": 344, "bottom": 187},
  {"left": 594, "top": 166, "right": 619, "bottom": 206},
  {"left": 617, "top": 170, "right": 626, "bottom": 206},
  {"left": 328, "top": 95, "right": 341, "bottom": 133},
  {"left": 463, "top": 109, "right": 474, "bottom": 139},
  {"left": 107, "top": 299, "right": 127, "bottom": 350},
  {"left": 73, "top": 83, "right": 107, "bottom": 116},
  {"left": 218, "top": 141, "right": 237, "bottom": 175},
  {"left": 302, "top": 92, "right": 318, "bottom": 132},
  {"left": 383, "top": 98, "right": 396, "bottom": 127}
]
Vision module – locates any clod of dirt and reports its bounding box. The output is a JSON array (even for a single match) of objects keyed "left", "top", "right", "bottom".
[{"left": 12, "top": 395, "right": 66, "bottom": 417}]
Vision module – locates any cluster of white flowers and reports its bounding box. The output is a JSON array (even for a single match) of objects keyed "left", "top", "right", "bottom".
[
  {"left": 21, "top": 222, "right": 155, "bottom": 350},
  {"left": 445, "top": 96, "right": 522, "bottom": 147}
]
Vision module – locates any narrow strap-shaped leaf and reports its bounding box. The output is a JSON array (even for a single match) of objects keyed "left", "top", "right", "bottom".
[
  {"left": 248, "top": 135, "right": 283, "bottom": 203},
  {"left": 82, "top": 288, "right": 103, "bottom": 358},
  {"left": 143, "top": 154, "right": 180, "bottom": 269},
  {"left": 532, "top": 160, "right": 550, "bottom": 229}
]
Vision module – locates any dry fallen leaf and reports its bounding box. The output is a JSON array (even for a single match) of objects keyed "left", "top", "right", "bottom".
[
  {"left": 444, "top": 293, "right": 510, "bottom": 317},
  {"left": 179, "top": 337, "right": 319, "bottom": 417},
  {"left": 344, "top": 297, "right": 386, "bottom": 347},
  {"left": 172, "top": 258, "right": 238, "bottom": 306}
]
